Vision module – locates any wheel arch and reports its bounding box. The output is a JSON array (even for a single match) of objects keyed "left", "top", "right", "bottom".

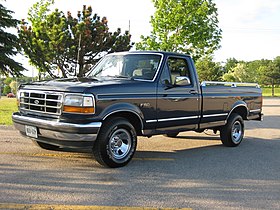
[
  {"left": 227, "top": 102, "right": 249, "bottom": 122},
  {"left": 103, "top": 110, "right": 144, "bottom": 136}
]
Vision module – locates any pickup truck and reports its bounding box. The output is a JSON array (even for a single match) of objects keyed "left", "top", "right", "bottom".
[{"left": 12, "top": 51, "right": 263, "bottom": 167}]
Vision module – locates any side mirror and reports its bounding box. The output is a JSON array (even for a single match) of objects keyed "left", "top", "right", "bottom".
[{"left": 175, "top": 76, "right": 191, "bottom": 86}]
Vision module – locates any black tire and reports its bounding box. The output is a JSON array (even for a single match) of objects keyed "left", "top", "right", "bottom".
[
  {"left": 93, "top": 117, "right": 137, "bottom": 168},
  {"left": 220, "top": 113, "right": 244, "bottom": 147},
  {"left": 32, "top": 140, "right": 61, "bottom": 151},
  {"left": 164, "top": 132, "right": 179, "bottom": 138}
]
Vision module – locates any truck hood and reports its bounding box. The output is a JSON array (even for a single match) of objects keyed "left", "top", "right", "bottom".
[{"left": 19, "top": 77, "right": 131, "bottom": 93}]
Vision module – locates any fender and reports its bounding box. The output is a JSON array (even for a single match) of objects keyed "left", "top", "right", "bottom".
[
  {"left": 226, "top": 100, "right": 249, "bottom": 122},
  {"left": 100, "top": 102, "right": 145, "bottom": 129}
]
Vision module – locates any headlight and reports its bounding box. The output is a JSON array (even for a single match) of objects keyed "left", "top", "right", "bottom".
[
  {"left": 17, "top": 90, "right": 25, "bottom": 108},
  {"left": 63, "top": 94, "right": 95, "bottom": 114}
]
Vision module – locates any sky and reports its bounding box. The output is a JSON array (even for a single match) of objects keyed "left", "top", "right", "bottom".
[{"left": 2, "top": 0, "right": 280, "bottom": 76}]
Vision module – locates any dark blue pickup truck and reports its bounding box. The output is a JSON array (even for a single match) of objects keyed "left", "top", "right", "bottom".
[{"left": 12, "top": 51, "right": 263, "bottom": 167}]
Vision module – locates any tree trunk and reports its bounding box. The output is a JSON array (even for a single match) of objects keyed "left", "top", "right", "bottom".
[{"left": 272, "top": 79, "right": 275, "bottom": 97}]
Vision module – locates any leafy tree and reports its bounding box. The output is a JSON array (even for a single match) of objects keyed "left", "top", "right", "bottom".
[
  {"left": 224, "top": 57, "right": 239, "bottom": 73},
  {"left": 222, "top": 58, "right": 278, "bottom": 85},
  {"left": 223, "top": 63, "right": 250, "bottom": 82},
  {"left": 270, "top": 57, "right": 280, "bottom": 82},
  {"left": 2, "top": 77, "right": 13, "bottom": 94},
  {"left": 9, "top": 80, "right": 17, "bottom": 94},
  {"left": 19, "top": 0, "right": 132, "bottom": 78},
  {"left": 246, "top": 59, "right": 270, "bottom": 84},
  {"left": 4, "top": 77, "right": 13, "bottom": 85},
  {"left": 3, "top": 85, "right": 11, "bottom": 95},
  {"left": 195, "top": 56, "right": 223, "bottom": 81},
  {"left": 259, "top": 57, "right": 280, "bottom": 96},
  {"left": 136, "top": 0, "right": 222, "bottom": 61},
  {"left": 0, "top": 3, "right": 25, "bottom": 76}
]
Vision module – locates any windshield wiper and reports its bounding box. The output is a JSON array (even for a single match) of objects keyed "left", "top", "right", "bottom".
[
  {"left": 86, "top": 77, "right": 99, "bottom": 81},
  {"left": 108, "top": 75, "right": 134, "bottom": 80},
  {"left": 113, "top": 75, "right": 131, "bottom": 79}
]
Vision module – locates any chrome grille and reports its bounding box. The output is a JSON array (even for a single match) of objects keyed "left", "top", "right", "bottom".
[{"left": 19, "top": 90, "right": 63, "bottom": 116}]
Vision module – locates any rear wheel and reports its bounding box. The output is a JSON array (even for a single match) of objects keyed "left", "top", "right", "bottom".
[
  {"left": 220, "top": 113, "right": 244, "bottom": 147},
  {"left": 93, "top": 117, "right": 137, "bottom": 168}
]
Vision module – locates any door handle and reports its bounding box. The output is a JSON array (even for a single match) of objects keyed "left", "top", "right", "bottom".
[{"left": 189, "top": 90, "right": 198, "bottom": 95}]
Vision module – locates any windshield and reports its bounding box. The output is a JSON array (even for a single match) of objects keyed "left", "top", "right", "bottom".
[{"left": 88, "top": 53, "right": 162, "bottom": 81}]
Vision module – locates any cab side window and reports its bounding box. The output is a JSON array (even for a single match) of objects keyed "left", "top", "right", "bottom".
[{"left": 161, "top": 57, "right": 192, "bottom": 86}]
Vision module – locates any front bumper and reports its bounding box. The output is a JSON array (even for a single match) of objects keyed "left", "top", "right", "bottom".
[{"left": 12, "top": 112, "right": 102, "bottom": 148}]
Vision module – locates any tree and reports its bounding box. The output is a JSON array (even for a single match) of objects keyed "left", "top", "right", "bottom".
[
  {"left": 224, "top": 57, "right": 239, "bottom": 73},
  {"left": 136, "top": 0, "right": 222, "bottom": 61},
  {"left": 9, "top": 80, "right": 17, "bottom": 94},
  {"left": 195, "top": 56, "right": 223, "bottom": 82},
  {"left": 0, "top": 3, "right": 25, "bottom": 76},
  {"left": 3, "top": 85, "right": 11, "bottom": 95},
  {"left": 4, "top": 77, "right": 13, "bottom": 86},
  {"left": 2, "top": 77, "right": 13, "bottom": 95},
  {"left": 19, "top": 0, "right": 132, "bottom": 78},
  {"left": 222, "top": 63, "right": 256, "bottom": 83},
  {"left": 260, "top": 57, "right": 280, "bottom": 96},
  {"left": 270, "top": 57, "right": 280, "bottom": 82}
]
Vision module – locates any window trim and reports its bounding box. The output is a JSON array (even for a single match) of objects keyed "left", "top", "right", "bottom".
[{"left": 162, "top": 55, "right": 194, "bottom": 87}]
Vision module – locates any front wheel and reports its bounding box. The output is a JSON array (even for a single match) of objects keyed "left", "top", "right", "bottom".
[
  {"left": 220, "top": 113, "right": 244, "bottom": 147},
  {"left": 93, "top": 117, "right": 137, "bottom": 168}
]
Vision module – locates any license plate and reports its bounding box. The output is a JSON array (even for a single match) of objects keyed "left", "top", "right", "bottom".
[{"left": 25, "top": 125, "right": 38, "bottom": 138}]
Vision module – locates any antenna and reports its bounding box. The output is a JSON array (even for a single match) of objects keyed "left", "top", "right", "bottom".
[{"left": 76, "top": 33, "right": 82, "bottom": 77}]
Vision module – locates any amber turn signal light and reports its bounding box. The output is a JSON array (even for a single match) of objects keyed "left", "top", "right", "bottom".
[{"left": 63, "top": 106, "right": 94, "bottom": 113}]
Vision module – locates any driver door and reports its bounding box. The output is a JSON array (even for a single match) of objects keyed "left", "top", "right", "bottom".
[{"left": 156, "top": 56, "right": 200, "bottom": 131}]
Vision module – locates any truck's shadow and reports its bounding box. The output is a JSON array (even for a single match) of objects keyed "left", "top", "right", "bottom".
[
  {"left": 245, "top": 115, "right": 280, "bottom": 130},
  {"left": 132, "top": 136, "right": 280, "bottom": 180},
  {"left": 175, "top": 134, "right": 220, "bottom": 141}
]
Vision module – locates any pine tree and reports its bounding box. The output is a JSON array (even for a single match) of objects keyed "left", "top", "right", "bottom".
[
  {"left": 0, "top": 3, "right": 25, "bottom": 76},
  {"left": 19, "top": 1, "right": 132, "bottom": 78}
]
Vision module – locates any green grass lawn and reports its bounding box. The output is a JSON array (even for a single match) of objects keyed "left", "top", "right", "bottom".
[
  {"left": 262, "top": 87, "right": 280, "bottom": 97},
  {"left": 0, "top": 97, "right": 17, "bottom": 125}
]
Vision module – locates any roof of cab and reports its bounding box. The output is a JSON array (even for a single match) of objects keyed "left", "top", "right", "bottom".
[{"left": 109, "top": 50, "right": 191, "bottom": 58}]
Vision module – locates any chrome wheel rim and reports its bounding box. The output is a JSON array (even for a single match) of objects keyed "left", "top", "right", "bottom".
[
  {"left": 231, "top": 121, "right": 243, "bottom": 144},
  {"left": 109, "top": 128, "right": 132, "bottom": 160}
]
